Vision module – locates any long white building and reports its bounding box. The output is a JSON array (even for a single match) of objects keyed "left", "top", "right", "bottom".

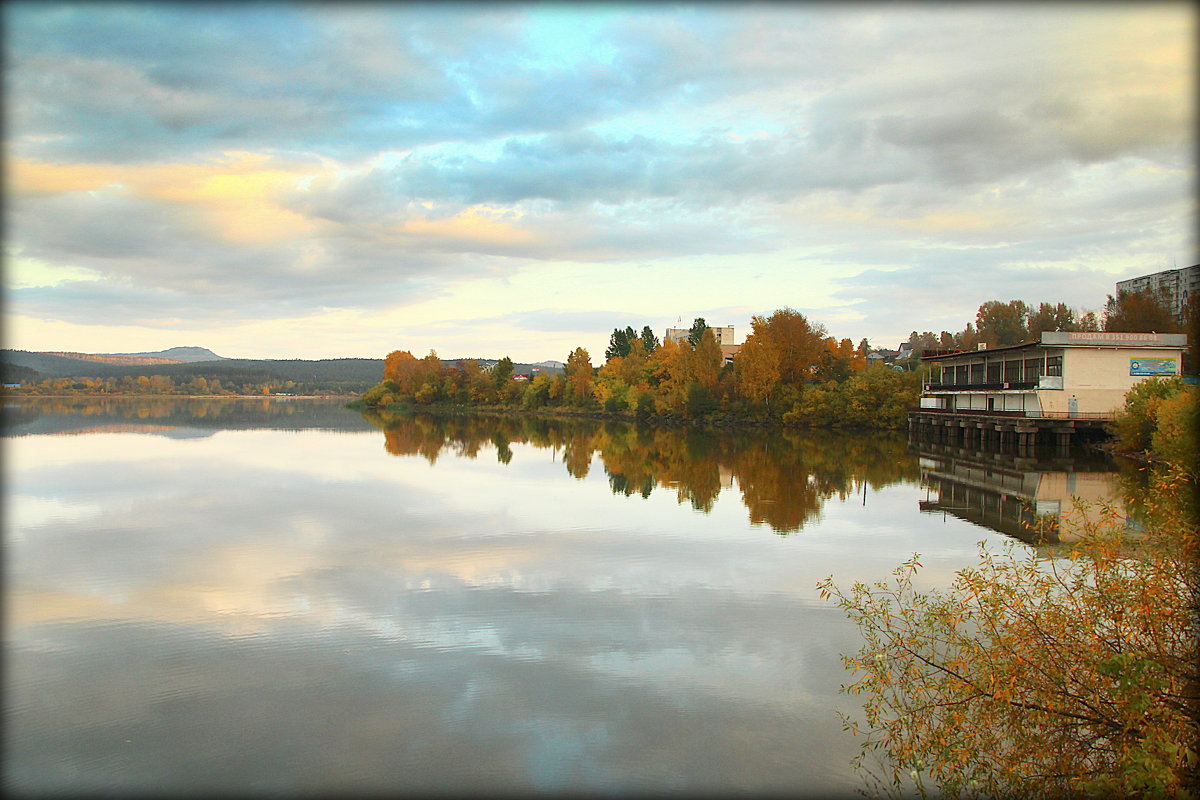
[{"left": 918, "top": 331, "right": 1188, "bottom": 417}]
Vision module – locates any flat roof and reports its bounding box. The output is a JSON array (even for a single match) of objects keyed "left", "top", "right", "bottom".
[{"left": 921, "top": 331, "right": 1187, "bottom": 360}]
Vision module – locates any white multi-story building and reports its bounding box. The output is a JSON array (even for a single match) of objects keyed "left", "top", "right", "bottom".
[
  {"left": 1115, "top": 264, "right": 1199, "bottom": 326},
  {"left": 664, "top": 325, "right": 735, "bottom": 346}
]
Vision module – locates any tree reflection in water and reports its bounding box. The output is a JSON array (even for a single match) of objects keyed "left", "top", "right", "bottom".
[{"left": 363, "top": 409, "right": 920, "bottom": 534}]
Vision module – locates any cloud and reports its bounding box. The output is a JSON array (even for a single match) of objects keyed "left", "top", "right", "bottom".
[
  {"left": 501, "top": 309, "right": 654, "bottom": 334},
  {"left": 2, "top": 3, "right": 1193, "bottom": 354},
  {"left": 830, "top": 259, "right": 1124, "bottom": 342}
]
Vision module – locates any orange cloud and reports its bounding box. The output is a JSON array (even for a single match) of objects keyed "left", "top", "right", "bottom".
[
  {"left": 399, "top": 207, "right": 536, "bottom": 246},
  {"left": 9, "top": 153, "right": 321, "bottom": 243}
]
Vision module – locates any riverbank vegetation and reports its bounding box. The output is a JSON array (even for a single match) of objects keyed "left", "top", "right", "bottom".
[
  {"left": 357, "top": 287, "right": 1193, "bottom": 429},
  {"left": 360, "top": 308, "right": 924, "bottom": 428},
  {"left": 820, "top": 381, "right": 1199, "bottom": 798},
  {"left": 1108, "top": 376, "right": 1197, "bottom": 476}
]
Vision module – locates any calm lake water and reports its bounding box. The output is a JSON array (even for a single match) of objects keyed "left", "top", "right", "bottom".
[{"left": 2, "top": 397, "right": 1127, "bottom": 796}]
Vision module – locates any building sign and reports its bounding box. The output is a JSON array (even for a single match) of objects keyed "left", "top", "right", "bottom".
[
  {"left": 1130, "top": 358, "right": 1177, "bottom": 376},
  {"left": 1069, "top": 331, "right": 1163, "bottom": 343}
]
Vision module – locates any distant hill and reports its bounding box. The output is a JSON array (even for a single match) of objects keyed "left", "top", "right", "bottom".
[
  {"left": 1, "top": 349, "right": 384, "bottom": 392},
  {"left": 44, "top": 352, "right": 182, "bottom": 366},
  {"left": 1, "top": 348, "right": 564, "bottom": 390},
  {"left": 102, "top": 346, "right": 226, "bottom": 363}
]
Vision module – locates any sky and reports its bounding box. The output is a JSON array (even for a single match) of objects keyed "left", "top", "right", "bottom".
[{"left": 4, "top": 2, "right": 1195, "bottom": 362}]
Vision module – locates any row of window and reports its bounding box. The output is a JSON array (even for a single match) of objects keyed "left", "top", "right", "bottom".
[{"left": 937, "top": 355, "right": 1062, "bottom": 385}]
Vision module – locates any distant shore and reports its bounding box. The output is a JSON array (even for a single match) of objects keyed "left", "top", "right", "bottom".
[
  {"left": 350, "top": 399, "right": 895, "bottom": 431},
  {"left": 2, "top": 393, "right": 361, "bottom": 400}
]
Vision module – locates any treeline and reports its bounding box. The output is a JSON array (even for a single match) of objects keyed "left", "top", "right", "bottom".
[
  {"left": 361, "top": 288, "right": 1191, "bottom": 427},
  {"left": 4, "top": 373, "right": 349, "bottom": 397},
  {"left": 898, "top": 287, "right": 1196, "bottom": 362},
  {"left": 360, "top": 309, "right": 924, "bottom": 429},
  {"left": 361, "top": 409, "right": 917, "bottom": 533},
  {"left": 1, "top": 356, "right": 383, "bottom": 396}
]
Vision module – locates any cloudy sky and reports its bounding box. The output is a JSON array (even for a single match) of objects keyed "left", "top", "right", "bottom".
[{"left": 4, "top": 2, "right": 1194, "bottom": 361}]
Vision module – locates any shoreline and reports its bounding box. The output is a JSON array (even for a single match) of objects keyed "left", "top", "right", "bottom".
[
  {"left": 353, "top": 400, "right": 905, "bottom": 432},
  {"left": 3, "top": 393, "right": 361, "bottom": 400}
]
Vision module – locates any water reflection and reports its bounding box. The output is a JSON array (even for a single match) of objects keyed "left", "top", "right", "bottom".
[
  {"left": 7, "top": 398, "right": 1138, "bottom": 795},
  {"left": 911, "top": 439, "right": 1126, "bottom": 544},
  {"left": 362, "top": 408, "right": 921, "bottom": 534},
  {"left": 6, "top": 398, "right": 917, "bottom": 796},
  {"left": 3, "top": 396, "right": 375, "bottom": 437}
]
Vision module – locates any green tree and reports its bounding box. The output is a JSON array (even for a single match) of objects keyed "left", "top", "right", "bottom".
[
  {"left": 605, "top": 326, "right": 636, "bottom": 361},
  {"left": 641, "top": 325, "right": 660, "bottom": 354},
  {"left": 491, "top": 357, "right": 514, "bottom": 390},
  {"left": 687, "top": 317, "right": 708, "bottom": 347},
  {"left": 1109, "top": 376, "right": 1192, "bottom": 457}
]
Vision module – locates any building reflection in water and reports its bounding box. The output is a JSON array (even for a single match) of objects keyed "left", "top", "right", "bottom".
[{"left": 912, "top": 438, "right": 1126, "bottom": 545}]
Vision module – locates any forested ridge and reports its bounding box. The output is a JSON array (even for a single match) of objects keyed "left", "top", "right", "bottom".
[{"left": 1, "top": 351, "right": 383, "bottom": 395}]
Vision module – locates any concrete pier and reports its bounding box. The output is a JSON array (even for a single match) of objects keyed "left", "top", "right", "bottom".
[{"left": 908, "top": 410, "right": 1109, "bottom": 452}]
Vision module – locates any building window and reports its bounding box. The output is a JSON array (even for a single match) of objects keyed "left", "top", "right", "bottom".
[
  {"left": 955, "top": 365, "right": 969, "bottom": 385},
  {"left": 1004, "top": 360, "right": 1021, "bottom": 382},
  {"left": 970, "top": 363, "right": 986, "bottom": 384},
  {"left": 1024, "top": 358, "right": 1042, "bottom": 382},
  {"left": 986, "top": 362, "right": 1001, "bottom": 383},
  {"left": 1046, "top": 356, "right": 1063, "bottom": 377}
]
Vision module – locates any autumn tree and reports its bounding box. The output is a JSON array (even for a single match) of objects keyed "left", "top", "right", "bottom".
[
  {"left": 383, "top": 350, "right": 422, "bottom": 395},
  {"left": 819, "top": 386, "right": 1199, "bottom": 800},
  {"left": 683, "top": 328, "right": 724, "bottom": 417},
  {"left": 905, "top": 331, "right": 940, "bottom": 361},
  {"left": 955, "top": 323, "right": 981, "bottom": 351},
  {"left": 736, "top": 324, "right": 784, "bottom": 409},
  {"left": 650, "top": 338, "right": 691, "bottom": 413},
  {"left": 975, "top": 300, "right": 1031, "bottom": 347},
  {"left": 564, "top": 347, "right": 594, "bottom": 406},
  {"left": 617, "top": 336, "right": 650, "bottom": 386},
  {"left": 412, "top": 350, "right": 444, "bottom": 403},
  {"left": 455, "top": 359, "right": 493, "bottom": 404},
  {"left": 815, "top": 337, "right": 855, "bottom": 383},
  {"left": 1104, "top": 288, "right": 1180, "bottom": 333},
  {"left": 735, "top": 308, "right": 827, "bottom": 411},
  {"left": 689, "top": 328, "right": 723, "bottom": 387},
  {"left": 1026, "top": 302, "right": 1077, "bottom": 337}
]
